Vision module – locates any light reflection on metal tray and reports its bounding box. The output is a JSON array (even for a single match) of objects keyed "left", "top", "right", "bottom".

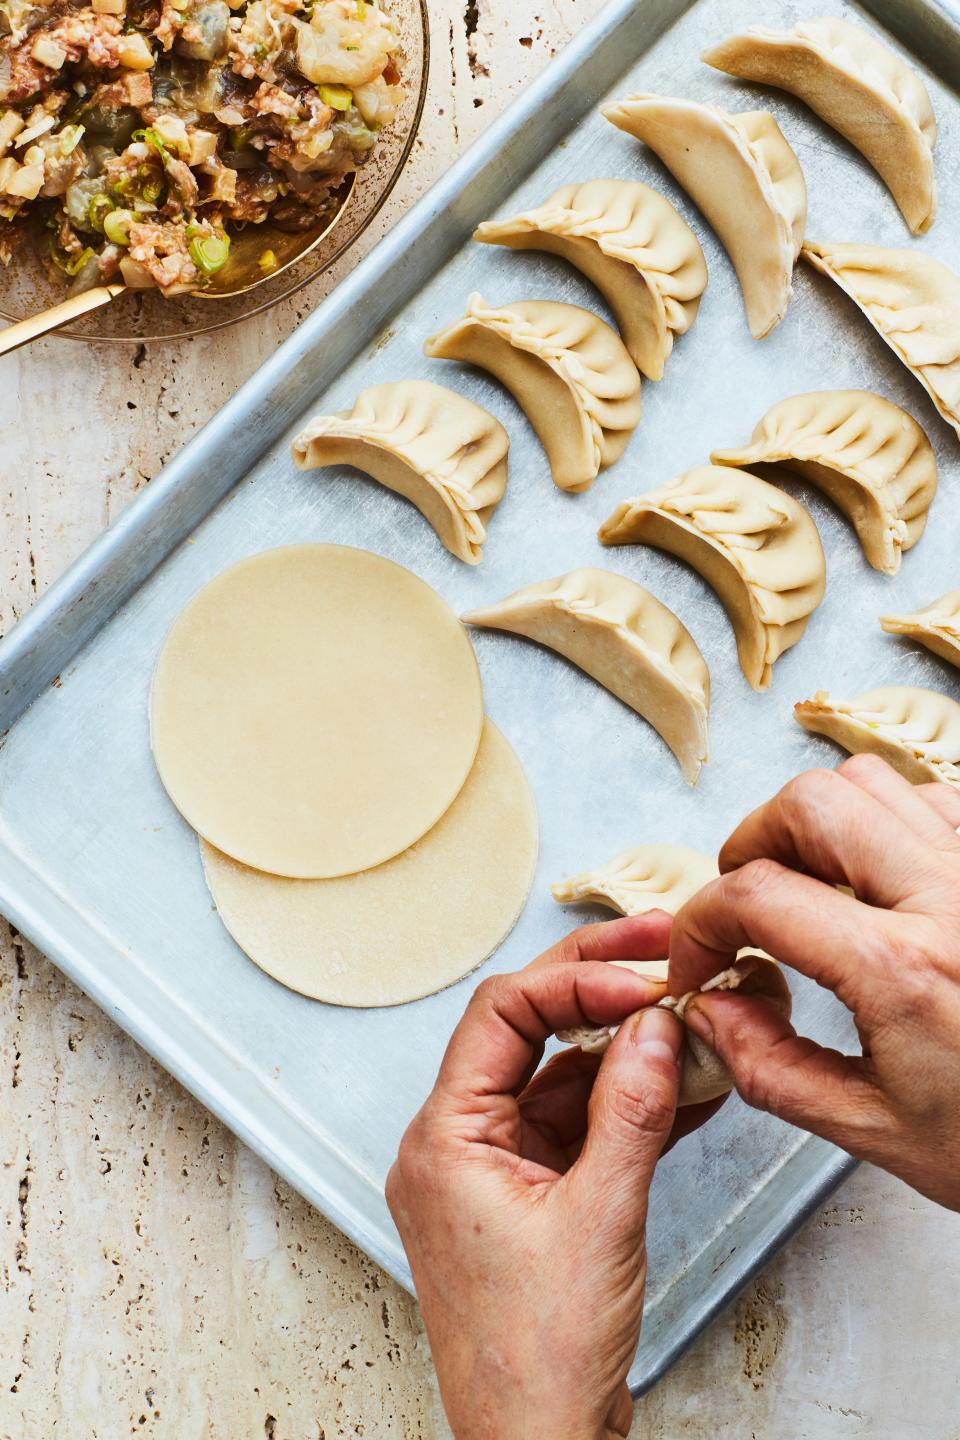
[{"left": 0, "top": 0, "right": 957, "bottom": 1395}]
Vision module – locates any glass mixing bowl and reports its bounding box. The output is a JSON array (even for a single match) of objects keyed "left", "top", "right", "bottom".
[{"left": 0, "top": 0, "right": 428, "bottom": 343}]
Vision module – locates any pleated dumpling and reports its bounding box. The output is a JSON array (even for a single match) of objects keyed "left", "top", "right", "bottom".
[
  {"left": 462, "top": 567, "right": 710, "bottom": 784},
  {"left": 711, "top": 390, "right": 937, "bottom": 574},
  {"left": 702, "top": 17, "right": 937, "bottom": 234},
  {"left": 291, "top": 380, "right": 508, "bottom": 565},
  {"left": 472, "top": 179, "right": 707, "bottom": 381},
  {"left": 795, "top": 686, "right": 960, "bottom": 785},
  {"left": 802, "top": 242, "right": 960, "bottom": 441},
  {"left": 423, "top": 296, "right": 641, "bottom": 494},
  {"left": 599, "top": 466, "right": 826, "bottom": 691},
  {"left": 602, "top": 95, "right": 807, "bottom": 339},
  {"left": 551, "top": 843, "right": 718, "bottom": 915},
  {"left": 880, "top": 591, "right": 960, "bottom": 669}
]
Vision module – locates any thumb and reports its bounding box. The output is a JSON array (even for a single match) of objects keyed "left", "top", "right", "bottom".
[
  {"left": 684, "top": 991, "right": 883, "bottom": 1151},
  {"left": 574, "top": 1008, "right": 682, "bottom": 1239}
]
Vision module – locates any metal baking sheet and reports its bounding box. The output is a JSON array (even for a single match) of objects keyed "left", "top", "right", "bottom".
[{"left": 1, "top": 0, "right": 958, "bottom": 1395}]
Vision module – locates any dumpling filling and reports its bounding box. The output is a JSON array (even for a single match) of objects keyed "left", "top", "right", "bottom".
[{"left": 0, "top": 0, "right": 403, "bottom": 291}]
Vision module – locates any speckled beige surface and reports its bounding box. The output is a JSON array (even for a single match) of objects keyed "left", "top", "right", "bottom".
[{"left": 2, "top": 4, "right": 959, "bottom": 1437}]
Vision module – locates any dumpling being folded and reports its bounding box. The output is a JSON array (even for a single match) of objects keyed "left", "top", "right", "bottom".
[
  {"left": 801, "top": 242, "right": 960, "bottom": 441},
  {"left": 462, "top": 567, "right": 710, "bottom": 784},
  {"left": 551, "top": 842, "right": 719, "bottom": 915},
  {"left": 291, "top": 380, "right": 508, "bottom": 564},
  {"left": 472, "top": 179, "right": 707, "bottom": 381},
  {"left": 599, "top": 466, "right": 826, "bottom": 691},
  {"left": 551, "top": 842, "right": 791, "bottom": 1105},
  {"left": 880, "top": 591, "right": 960, "bottom": 669},
  {"left": 702, "top": 17, "right": 937, "bottom": 235},
  {"left": 559, "top": 951, "right": 791, "bottom": 1105},
  {"left": 711, "top": 390, "right": 937, "bottom": 574},
  {"left": 795, "top": 685, "right": 960, "bottom": 785},
  {"left": 602, "top": 94, "right": 807, "bottom": 339},
  {"left": 423, "top": 296, "right": 641, "bottom": 494}
]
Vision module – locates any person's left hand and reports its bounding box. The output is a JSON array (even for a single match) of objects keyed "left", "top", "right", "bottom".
[{"left": 386, "top": 914, "right": 724, "bottom": 1440}]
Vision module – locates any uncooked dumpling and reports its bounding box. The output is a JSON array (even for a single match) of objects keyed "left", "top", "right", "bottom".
[
  {"left": 551, "top": 842, "right": 718, "bottom": 914},
  {"left": 200, "top": 721, "right": 538, "bottom": 1007},
  {"left": 424, "top": 295, "right": 641, "bottom": 494},
  {"left": 880, "top": 590, "right": 960, "bottom": 668},
  {"left": 702, "top": 17, "right": 937, "bottom": 234},
  {"left": 599, "top": 466, "right": 826, "bottom": 691},
  {"left": 554, "top": 847, "right": 792, "bottom": 1103},
  {"left": 602, "top": 94, "right": 807, "bottom": 339},
  {"left": 151, "top": 545, "right": 483, "bottom": 878},
  {"left": 473, "top": 179, "right": 707, "bottom": 380},
  {"left": 291, "top": 380, "right": 509, "bottom": 565},
  {"left": 551, "top": 842, "right": 790, "bottom": 1106},
  {"left": 801, "top": 242, "right": 960, "bottom": 441},
  {"left": 463, "top": 568, "right": 709, "bottom": 784},
  {"left": 711, "top": 390, "right": 937, "bottom": 574},
  {"left": 795, "top": 686, "right": 960, "bottom": 785},
  {"left": 560, "top": 954, "right": 791, "bottom": 1106}
]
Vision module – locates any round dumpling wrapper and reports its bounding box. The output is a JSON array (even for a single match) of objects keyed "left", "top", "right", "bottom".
[
  {"left": 200, "top": 720, "right": 538, "bottom": 1006},
  {"left": 151, "top": 544, "right": 483, "bottom": 879}
]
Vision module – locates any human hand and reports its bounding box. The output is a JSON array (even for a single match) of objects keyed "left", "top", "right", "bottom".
[
  {"left": 668, "top": 754, "right": 960, "bottom": 1211},
  {"left": 386, "top": 915, "right": 723, "bottom": 1440}
]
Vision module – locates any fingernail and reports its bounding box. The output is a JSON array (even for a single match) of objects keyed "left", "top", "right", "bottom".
[
  {"left": 631, "top": 1007, "right": 682, "bottom": 1063},
  {"left": 684, "top": 1000, "right": 714, "bottom": 1046}
]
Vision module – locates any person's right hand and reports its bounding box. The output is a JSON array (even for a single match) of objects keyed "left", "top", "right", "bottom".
[{"left": 666, "top": 754, "right": 960, "bottom": 1212}]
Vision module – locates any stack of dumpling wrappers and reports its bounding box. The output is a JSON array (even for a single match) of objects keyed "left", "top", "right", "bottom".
[{"left": 150, "top": 544, "right": 539, "bottom": 1006}]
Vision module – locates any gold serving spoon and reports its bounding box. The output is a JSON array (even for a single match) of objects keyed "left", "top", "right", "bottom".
[{"left": 0, "top": 171, "right": 356, "bottom": 357}]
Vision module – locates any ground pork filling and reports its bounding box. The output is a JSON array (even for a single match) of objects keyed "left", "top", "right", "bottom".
[{"left": 0, "top": 0, "right": 403, "bottom": 289}]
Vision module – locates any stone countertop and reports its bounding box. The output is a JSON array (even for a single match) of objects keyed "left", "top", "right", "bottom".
[{"left": 2, "top": 3, "right": 958, "bottom": 1436}]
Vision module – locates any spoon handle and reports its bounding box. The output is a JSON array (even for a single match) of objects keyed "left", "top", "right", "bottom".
[{"left": 0, "top": 284, "right": 126, "bottom": 356}]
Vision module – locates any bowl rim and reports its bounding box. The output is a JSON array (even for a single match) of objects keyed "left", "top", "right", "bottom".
[{"left": 0, "top": 0, "right": 431, "bottom": 346}]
